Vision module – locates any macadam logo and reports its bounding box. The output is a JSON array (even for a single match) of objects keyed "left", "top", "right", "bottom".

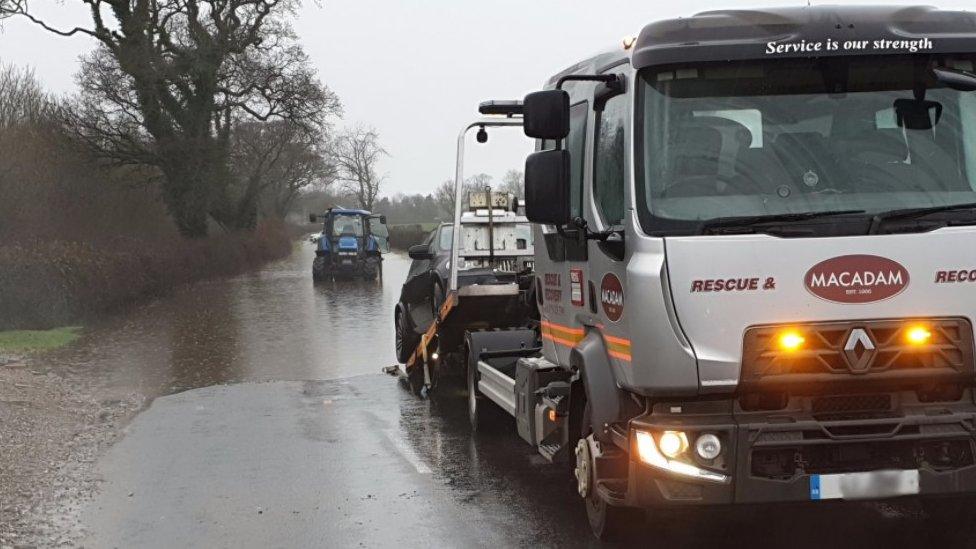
[
  {"left": 809, "top": 270, "right": 904, "bottom": 288},
  {"left": 600, "top": 273, "right": 624, "bottom": 322},
  {"left": 805, "top": 255, "right": 910, "bottom": 304},
  {"left": 602, "top": 288, "right": 623, "bottom": 306}
]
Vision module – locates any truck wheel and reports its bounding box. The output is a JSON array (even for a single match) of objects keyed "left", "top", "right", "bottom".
[
  {"left": 395, "top": 309, "right": 420, "bottom": 364},
  {"left": 312, "top": 256, "right": 328, "bottom": 282},
  {"left": 578, "top": 404, "right": 642, "bottom": 541}
]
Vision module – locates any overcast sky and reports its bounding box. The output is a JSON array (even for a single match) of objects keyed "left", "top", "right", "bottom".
[{"left": 1, "top": 0, "right": 972, "bottom": 196}]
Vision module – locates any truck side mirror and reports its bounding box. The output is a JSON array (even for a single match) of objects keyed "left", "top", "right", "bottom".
[
  {"left": 934, "top": 67, "right": 976, "bottom": 92},
  {"left": 380, "top": 215, "right": 387, "bottom": 224},
  {"left": 524, "top": 149, "right": 571, "bottom": 225},
  {"left": 522, "top": 90, "right": 570, "bottom": 139},
  {"left": 408, "top": 244, "right": 434, "bottom": 260},
  {"left": 309, "top": 213, "right": 318, "bottom": 223}
]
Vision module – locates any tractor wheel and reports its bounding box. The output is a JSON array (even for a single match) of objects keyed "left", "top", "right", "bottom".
[
  {"left": 361, "top": 258, "right": 380, "bottom": 281},
  {"left": 312, "top": 256, "right": 329, "bottom": 282}
]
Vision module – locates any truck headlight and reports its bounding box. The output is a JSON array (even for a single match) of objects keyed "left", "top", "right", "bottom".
[
  {"left": 635, "top": 430, "right": 730, "bottom": 484},
  {"left": 658, "top": 431, "right": 688, "bottom": 458}
]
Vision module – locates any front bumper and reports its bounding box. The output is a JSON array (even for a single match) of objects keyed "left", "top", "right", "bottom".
[{"left": 622, "top": 395, "right": 976, "bottom": 507}]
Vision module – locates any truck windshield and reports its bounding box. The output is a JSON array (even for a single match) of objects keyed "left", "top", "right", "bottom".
[{"left": 637, "top": 54, "right": 976, "bottom": 235}]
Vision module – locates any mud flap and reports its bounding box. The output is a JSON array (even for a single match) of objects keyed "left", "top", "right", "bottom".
[{"left": 571, "top": 332, "right": 628, "bottom": 445}]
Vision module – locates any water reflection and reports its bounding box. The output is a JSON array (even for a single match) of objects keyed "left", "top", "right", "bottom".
[{"left": 38, "top": 245, "right": 409, "bottom": 398}]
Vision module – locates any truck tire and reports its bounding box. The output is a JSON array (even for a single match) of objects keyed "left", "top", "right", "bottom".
[
  {"left": 312, "top": 256, "right": 328, "bottom": 282},
  {"left": 579, "top": 403, "right": 642, "bottom": 541},
  {"left": 395, "top": 308, "right": 420, "bottom": 364}
]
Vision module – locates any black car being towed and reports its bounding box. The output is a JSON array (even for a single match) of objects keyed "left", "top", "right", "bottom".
[{"left": 394, "top": 217, "right": 535, "bottom": 364}]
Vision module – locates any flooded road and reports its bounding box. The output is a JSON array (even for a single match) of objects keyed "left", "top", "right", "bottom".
[
  {"left": 19, "top": 244, "right": 976, "bottom": 548},
  {"left": 40, "top": 244, "right": 408, "bottom": 395}
]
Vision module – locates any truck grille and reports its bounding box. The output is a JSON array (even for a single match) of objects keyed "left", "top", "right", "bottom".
[
  {"left": 752, "top": 438, "right": 974, "bottom": 479},
  {"left": 741, "top": 318, "right": 974, "bottom": 388},
  {"left": 810, "top": 394, "right": 892, "bottom": 421}
]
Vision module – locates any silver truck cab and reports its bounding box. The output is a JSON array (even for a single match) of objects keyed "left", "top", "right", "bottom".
[{"left": 511, "top": 4, "right": 976, "bottom": 539}]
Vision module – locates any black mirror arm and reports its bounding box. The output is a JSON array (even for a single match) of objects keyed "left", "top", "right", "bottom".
[
  {"left": 556, "top": 73, "right": 619, "bottom": 90},
  {"left": 568, "top": 216, "right": 623, "bottom": 242}
]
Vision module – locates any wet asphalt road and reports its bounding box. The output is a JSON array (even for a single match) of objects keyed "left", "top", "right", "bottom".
[{"left": 49, "top": 246, "right": 976, "bottom": 547}]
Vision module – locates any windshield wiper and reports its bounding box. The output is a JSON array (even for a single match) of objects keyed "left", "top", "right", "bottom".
[
  {"left": 699, "top": 210, "right": 866, "bottom": 234},
  {"left": 867, "top": 202, "right": 976, "bottom": 234}
]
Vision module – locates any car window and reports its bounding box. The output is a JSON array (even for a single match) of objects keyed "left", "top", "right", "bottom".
[{"left": 438, "top": 225, "right": 453, "bottom": 251}]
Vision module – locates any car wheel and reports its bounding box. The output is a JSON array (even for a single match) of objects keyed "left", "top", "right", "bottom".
[
  {"left": 431, "top": 278, "right": 446, "bottom": 320},
  {"left": 395, "top": 307, "right": 420, "bottom": 364}
]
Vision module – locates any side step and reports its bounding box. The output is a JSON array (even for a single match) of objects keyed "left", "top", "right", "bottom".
[{"left": 477, "top": 360, "right": 517, "bottom": 416}]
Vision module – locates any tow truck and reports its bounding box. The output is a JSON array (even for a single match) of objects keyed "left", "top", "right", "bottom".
[{"left": 399, "top": 5, "right": 976, "bottom": 540}]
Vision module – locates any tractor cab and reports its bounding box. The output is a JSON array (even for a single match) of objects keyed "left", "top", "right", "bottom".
[{"left": 309, "top": 208, "right": 389, "bottom": 281}]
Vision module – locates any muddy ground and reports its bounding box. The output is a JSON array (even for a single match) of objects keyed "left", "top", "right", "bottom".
[{"left": 0, "top": 354, "right": 142, "bottom": 547}]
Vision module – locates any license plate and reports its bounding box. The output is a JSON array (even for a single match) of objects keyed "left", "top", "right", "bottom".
[
  {"left": 810, "top": 469, "right": 919, "bottom": 500},
  {"left": 342, "top": 259, "right": 353, "bottom": 265}
]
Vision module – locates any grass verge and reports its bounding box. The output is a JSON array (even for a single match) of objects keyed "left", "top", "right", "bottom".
[{"left": 0, "top": 326, "right": 82, "bottom": 354}]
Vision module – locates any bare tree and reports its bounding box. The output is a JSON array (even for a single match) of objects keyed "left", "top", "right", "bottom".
[
  {"left": 499, "top": 169, "right": 524, "bottom": 198},
  {"left": 434, "top": 173, "right": 497, "bottom": 217},
  {"left": 331, "top": 126, "right": 386, "bottom": 211},
  {"left": 230, "top": 119, "right": 334, "bottom": 221},
  {"left": 434, "top": 179, "right": 456, "bottom": 218},
  {"left": 8, "top": 1, "right": 340, "bottom": 237},
  {"left": 0, "top": 63, "right": 49, "bottom": 129}
]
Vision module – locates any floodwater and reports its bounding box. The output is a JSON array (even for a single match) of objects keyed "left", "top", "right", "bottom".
[
  {"left": 40, "top": 244, "right": 408, "bottom": 396},
  {"left": 26, "top": 244, "right": 976, "bottom": 547}
]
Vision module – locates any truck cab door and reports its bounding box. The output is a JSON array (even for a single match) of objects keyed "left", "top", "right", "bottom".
[
  {"left": 585, "top": 65, "right": 632, "bottom": 367},
  {"left": 536, "top": 97, "right": 590, "bottom": 366}
]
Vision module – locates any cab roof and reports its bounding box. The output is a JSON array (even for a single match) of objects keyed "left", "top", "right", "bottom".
[
  {"left": 633, "top": 5, "right": 976, "bottom": 69},
  {"left": 329, "top": 207, "right": 371, "bottom": 216}
]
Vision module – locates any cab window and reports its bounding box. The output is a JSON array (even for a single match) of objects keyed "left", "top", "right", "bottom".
[
  {"left": 567, "top": 102, "right": 589, "bottom": 218},
  {"left": 594, "top": 94, "right": 627, "bottom": 225}
]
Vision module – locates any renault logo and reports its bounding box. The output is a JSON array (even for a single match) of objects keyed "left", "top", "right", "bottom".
[{"left": 843, "top": 328, "right": 876, "bottom": 373}]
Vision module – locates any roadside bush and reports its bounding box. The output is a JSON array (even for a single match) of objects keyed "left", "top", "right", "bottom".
[
  {"left": 0, "top": 220, "right": 292, "bottom": 330},
  {"left": 0, "top": 64, "right": 297, "bottom": 330},
  {"left": 388, "top": 223, "right": 437, "bottom": 250}
]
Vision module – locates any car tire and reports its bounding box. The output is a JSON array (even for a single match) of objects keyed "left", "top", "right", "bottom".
[
  {"left": 395, "top": 307, "right": 420, "bottom": 364},
  {"left": 431, "top": 278, "right": 446, "bottom": 320}
]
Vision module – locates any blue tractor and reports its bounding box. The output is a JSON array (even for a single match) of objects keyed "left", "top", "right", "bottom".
[{"left": 309, "top": 208, "right": 390, "bottom": 281}]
